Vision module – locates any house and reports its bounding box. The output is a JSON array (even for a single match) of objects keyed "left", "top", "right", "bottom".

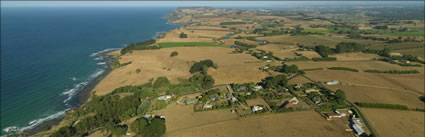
[
  {"left": 284, "top": 102, "right": 293, "bottom": 108},
  {"left": 203, "top": 104, "right": 213, "bottom": 109},
  {"left": 253, "top": 86, "right": 263, "bottom": 91},
  {"left": 390, "top": 52, "right": 402, "bottom": 56},
  {"left": 263, "top": 56, "right": 268, "bottom": 59},
  {"left": 326, "top": 113, "right": 342, "bottom": 120},
  {"left": 256, "top": 40, "right": 267, "bottom": 44},
  {"left": 158, "top": 95, "right": 172, "bottom": 101},
  {"left": 251, "top": 105, "right": 264, "bottom": 112},
  {"left": 325, "top": 80, "right": 339, "bottom": 85},
  {"left": 126, "top": 132, "right": 131, "bottom": 136}
]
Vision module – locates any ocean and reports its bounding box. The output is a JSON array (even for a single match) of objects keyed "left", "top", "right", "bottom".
[{"left": 0, "top": 7, "right": 179, "bottom": 135}]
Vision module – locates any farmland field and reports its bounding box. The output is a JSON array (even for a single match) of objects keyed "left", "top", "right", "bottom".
[{"left": 158, "top": 42, "right": 222, "bottom": 48}]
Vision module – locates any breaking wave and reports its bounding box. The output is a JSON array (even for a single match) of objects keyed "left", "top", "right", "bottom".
[
  {"left": 90, "top": 48, "right": 121, "bottom": 57},
  {"left": 2, "top": 48, "right": 114, "bottom": 136},
  {"left": 2, "top": 109, "right": 68, "bottom": 135}
]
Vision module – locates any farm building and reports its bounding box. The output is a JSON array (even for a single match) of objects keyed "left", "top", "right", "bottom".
[
  {"left": 251, "top": 105, "right": 264, "bottom": 112},
  {"left": 325, "top": 80, "right": 339, "bottom": 85},
  {"left": 158, "top": 95, "right": 172, "bottom": 101},
  {"left": 351, "top": 117, "right": 365, "bottom": 135}
]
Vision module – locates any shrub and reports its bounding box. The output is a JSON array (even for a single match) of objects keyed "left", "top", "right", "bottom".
[
  {"left": 170, "top": 51, "right": 178, "bottom": 57},
  {"left": 153, "top": 77, "right": 170, "bottom": 88},
  {"left": 364, "top": 69, "right": 419, "bottom": 74},
  {"left": 355, "top": 102, "right": 409, "bottom": 110},
  {"left": 312, "top": 57, "right": 337, "bottom": 62},
  {"left": 234, "top": 41, "right": 256, "bottom": 48},
  {"left": 189, "top": 59, "right": 215, "bottom": 73},
  {"left": 328, "top": 67, "right": 359, "bottom": 72}
]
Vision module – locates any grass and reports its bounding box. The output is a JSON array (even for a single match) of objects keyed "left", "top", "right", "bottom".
[
  {"left": 158, "top": 42, "right": 222, "bottom": 48},
  {"left": 361, "top": 28, "right": 425, "bottom": 37}
]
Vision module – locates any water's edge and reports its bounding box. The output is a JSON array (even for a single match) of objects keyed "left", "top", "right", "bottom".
[{"left": 21, "top": 51, "right": 117, "bottom": 136}]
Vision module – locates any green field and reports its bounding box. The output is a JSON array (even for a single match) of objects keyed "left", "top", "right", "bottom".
[
  {"left": 361, "top": 28, "right": 425, "bottom": 37},
  {"left": 158, "top": 42, "right": 222, "bottom": 48}
]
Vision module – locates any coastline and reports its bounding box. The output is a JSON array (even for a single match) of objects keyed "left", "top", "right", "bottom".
[
  {"left": 23, "top": 50, "right": 119, "bottom": 136},
  {"left": 23, "top": 13, "right": 180, "bottom": 137}
]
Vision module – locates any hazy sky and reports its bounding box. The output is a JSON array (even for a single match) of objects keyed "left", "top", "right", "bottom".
[{"left": 1, "top": 1, "right": 423, "bottom": 7}]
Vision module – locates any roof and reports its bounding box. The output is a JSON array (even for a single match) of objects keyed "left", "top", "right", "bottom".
[{"left": 352, "top": 124, "right": 365, "bottom": 135}]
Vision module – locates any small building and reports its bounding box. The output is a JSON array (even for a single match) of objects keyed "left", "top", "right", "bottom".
[
  {"left": 390, "top": 52, "right": 402, "bottom": 56},
  {"left": 253, "top": 86, "right": 263, "bottom": 91},
  {"left": 222, "top": 36, "right": 230, "bottom": 39},
  {"left": 295, "top": 84, "right": 303, "bottom": 89},
  {"left": 203, "top": 104, "right": 213, "bottom": 109},
  {"left": 284, "top": 102, "right": 294, "bottom": 108},
  {"left": 256, "top": 40, "right": 267, "bottom": 44},
  {"left": 266, "top": 60, "right": 272, "bottom": 62},
  {"left": 237, "top": 86, "right": 248, "bottom": 91},
  {"left": 126, "top": 132, "right": 132, "bottom": 136},
  {"left": 325, "top": 80, "right": 339, "bottom": 85},
  {"left": 251, "top": 105, "right": 264, "bottom": 112},
  {"left": 326, "top": 113, "right": 342, "bottom": 120},
  {"left": 158, "top": 95, "right": 172, "bottom": 101},
  {"left": 263, "top": 56, "right": 268, "bottom": 59}
]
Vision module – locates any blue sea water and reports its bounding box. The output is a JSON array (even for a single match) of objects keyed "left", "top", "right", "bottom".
[{"left": 0, "top": 7, "right": 178, "bottom": 135}]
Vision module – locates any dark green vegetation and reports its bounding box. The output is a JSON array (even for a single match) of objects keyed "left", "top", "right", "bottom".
[
  {"left": 51, "top": 73, "right": 216, "bottom": 137},
  {"left": 364, "top": 69, "right": 419, "bottom": 74},
  {"left": 314, "top": 42, "right": 365, "bottom": 58},
  {"left": 327, "top": 67, "right": 359, "bottom": 72},
  {"left": 300, "top": 68, "right": 323, "bottom": 71},
  {"left": 312, "top": 57, "right": 337, "bottom": 62},
  {"left": 189, "top": 59, "right": 216, "bottom": 73},
  {"left": 153, "top": 77, "right": 170, "bottom": 89},
  {"left": 112, "top": 61, "right": 132, "bottom": 69},
  {"left": 250, "top": 49, "right": 281, "bottom": 61},
  {"left": 170, "top": 51, "right": 178, "bottom": 57},
  {"left": 158, "top": 42, "right": 221, "bottom": 48},
  {"left": 219, "top": 21, "right": 246, "bottom": 25},
  {"left": 234, "top": 41, "right": 256, "bottom": 48},
  {"left": 280, "top": 64, "right": 299, "bottom": 74},
  {"left": 355, "top": 102, "right": 409, "bottom": 110},
  {"left": 179, "top": 32, "right": 188, "bottom": 38},
  {"left": 130, "top": 118, "right": 166, "bottom": 137},
  {"left": 260, "top": 74, "right": 288, "bottom": 90},
  {"left": 121, "top": 39, "right": 158, "bottom": 55}
]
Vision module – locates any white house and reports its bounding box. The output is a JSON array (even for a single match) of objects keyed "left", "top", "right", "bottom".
[
  {"left": 251, "top": 106, "right": 264, "bottom": 112},
  {"left": 253, "top": 86, "right": 263, "bottom": 91},
  {"left": 158, "top": 95, "right": 172, "bottom": 101}
]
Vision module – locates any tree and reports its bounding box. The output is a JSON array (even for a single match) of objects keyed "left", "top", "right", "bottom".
[
  {"left": 153, "top": 77, "right": 170, "bottom": 88},
  {"left": 143, "top": 118, "right": 166, "bottom": 137},
  {"left": 335, "top": 89, "right": 346, "bottom": 105},
  {"left": 170, "top": 51, "right": 178, "bottom": 57},
  {"left": 280, "top": 64, "right": 299, "bottom": 74},
  {"left": 261, "top": 74, "right": 288, "bottom": 89},
  {"left": 179, "top": 32, "right": 187, "bottom": 38},
  {"left": 110, "top": 125, "right": 128, "bottom": 137},
  {"left": 131, "top": 118, "right": 148, "bottom": 133},
  {"left": 314, "top": 45, "right": 332, "bottom": 57},
  {"left": 189, "top": 59, "right": 215, "bottom": 73}
]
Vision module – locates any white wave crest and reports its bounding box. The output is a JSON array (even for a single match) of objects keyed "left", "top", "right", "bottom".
[
  {"left": 90, "top": 48, "right": 121, "bottom": 57},
  {"left": 3, "top": 109, "right": 68, "bottom": 134},
  {"left": 62, "top": 69, "right": 105, "bottom": 104},
  {"left": 96, "top": 62, "right": 106, "bottom": 65}
]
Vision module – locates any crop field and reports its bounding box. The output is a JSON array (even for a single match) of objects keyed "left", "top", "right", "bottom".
[
  {"left": 361, "top": 108, "right": 424, "bottom": 137},
  {"left": 163, "top": 110, "right": 351, "bottom": 137},
  {"left": 305, "top": 69, "right": 424, "bottom": 94},
  {"left": 327, "top": 85, "right": 424, "bottom": 108},
  {"left": 256, "top": 35, "right": 384, "bottom": 47}
]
